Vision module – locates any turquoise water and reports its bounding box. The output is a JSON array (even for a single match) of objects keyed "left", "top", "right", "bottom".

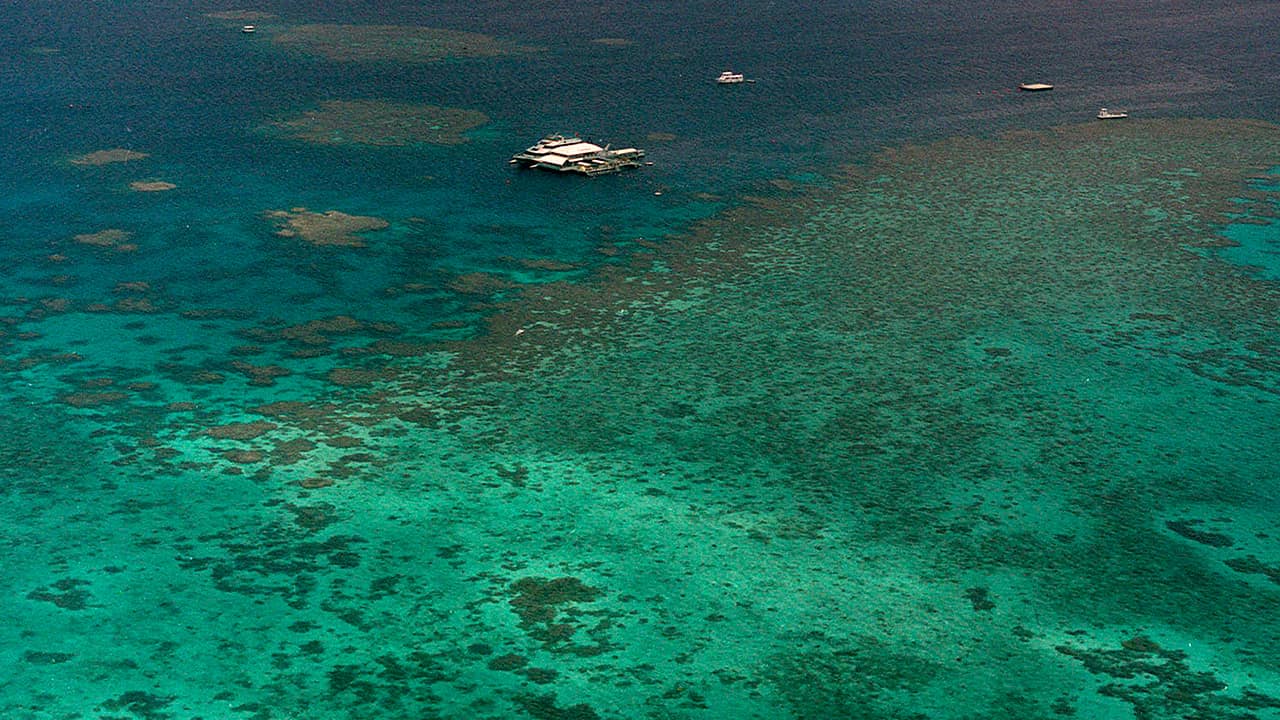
[
  {"left": 1217, "top": 180, "right": 1280, "bottom": 281},
  {"left": 4, "top": 2, "right": 1280, "bottom": 719}
]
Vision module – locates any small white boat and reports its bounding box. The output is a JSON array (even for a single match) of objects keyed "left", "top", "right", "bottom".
[
  {"left": 241, "top": 25, "right": 257, "bottom": 33},
  {"left": 1096, "top": 107, "right": 1128, "bottom": 119},
  {"left": 716, "top": 71, "right": 745, "bottom": 84},
  {"left": 1018, "top": 82, "right": 1053, "bottom": 91}
]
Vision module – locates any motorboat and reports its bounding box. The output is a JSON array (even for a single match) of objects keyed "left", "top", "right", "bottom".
[
  {"left": 1018, "top": 82, "right": 1053, "bottom": 91},
  {"left": 717, "top": 71, "right": 745, "bottom": 84},
  {"left": 1096, "top": 107, "right": 1129, "bottom": 119}
]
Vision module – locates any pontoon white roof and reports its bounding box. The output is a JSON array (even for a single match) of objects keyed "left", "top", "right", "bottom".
[{"left": 539, "top": 141, "right": 603, "bottom": 157}]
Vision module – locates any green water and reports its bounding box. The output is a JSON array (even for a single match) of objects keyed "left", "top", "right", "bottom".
[{"left": 8, "top": 118, "right": 1280, "bottom": 719}]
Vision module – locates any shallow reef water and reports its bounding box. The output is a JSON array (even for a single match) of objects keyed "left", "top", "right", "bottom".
[
  {"left": 5, "top": 1, "right": 1280, "bottom": 718},
  {"left": 5, "top": 115, "right": 1280, "bottom": 719}
]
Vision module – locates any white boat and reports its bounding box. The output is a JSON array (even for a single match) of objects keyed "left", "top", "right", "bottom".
[
  {"left": 716, "top": 71, "right": 745, "bottom": 84},
  {"left": 1096, "top": 107, "right": 1128, "bottom": 119},
  {"left": 510, "top": 134, "right": 646, "bottom": 176},
  {"left": 241, "top": 25, "right": 257, "bottom": 33},
  {"left": 1018, "top": 82, "right": 1053, "bottom": 91}
]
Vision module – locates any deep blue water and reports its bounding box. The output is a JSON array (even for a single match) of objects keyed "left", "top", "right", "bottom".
[{"left": 5, "top": 0, "right": 1276, "bottom": 321}]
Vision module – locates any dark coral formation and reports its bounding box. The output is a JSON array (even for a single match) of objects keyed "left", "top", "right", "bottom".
[
  {"left": 22, "top": 650, "right": 74, "bottom": 665},
  {"left": 964, "top": 586, "right": 996, "bottom": 612},
  {"left": 1165, "top": 519, "right": 1235, "bottom": 548},
  {"left": 129, "top": 180, "right": 175, "bottom": 192},
  {"left": 766, "top": 640, "right": 942, "bottom": 720},
  {"left": 97, "top": 691, "right": 176, "bottom": 720},
  {"left": 322, "top": 652, "right": 450, "bottom": 714},
  {"left": 228, "top": 359, "right": 292, "bottom": 386},
  {"left": 27, "top": 578, "right": 92, "bottom": 610},
  {"left": 486, "top": 652, "right": 527, "bottom": 671},
  {"left": 1223, "top": 555, "right": 1280, "bottom": 585},
  {"left": 204, "top": 10, "right": 276, "bottom": 21},
  {"left": 272, "top": 24, "right": 539, "bottom": 63},
  {"left": 69, "top": 148, "right": 149, "bottom": 166},
  {"left": 514, "top": 692, "right": 601, "bottom": 720},
  {"left": 1057, "top": 636, "right": 1280, "bottom": 718},
  {"left": 238, "top": 315, "right": 402, "bottom": 350},
  {"left": 265, "top": 100, "right": 488, "bottom": 146},
  {"left": 265, "top": 208, "right": 390, "bottom": 248},
  {"left": 177, "top": 529, "right": 366, "bottom": 609},
  {"left": 504, "top": 577, "right": 618, "bottom": 656},
  {"left": 509, "top": 577, "right": 604, "bottom": 626},
  {"left": 73, "top": 228, "right": 136, "bottom": 251},
  {"left": 204, "top": 420, "right": 278, "bottom": 440}
]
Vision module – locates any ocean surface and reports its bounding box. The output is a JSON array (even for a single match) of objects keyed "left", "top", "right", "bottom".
[{"left": 4, "top": 1, "right": 1280, "bottom": 718}]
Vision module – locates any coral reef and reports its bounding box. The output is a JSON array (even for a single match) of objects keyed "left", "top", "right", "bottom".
[
  {"left": 204, "top": 10, "right": 276, "bottom": 21},
  {"left": 69, "top": 149, "right": 149, "bottom": 166},
  {"left": 1165, "top": 519, "right": 1235, "bottom": 548},
  {"left": 27, "top": 578, "right": 92, "bottom": 610},
  {"left": 508, "top": 577, "right": 604, "bottom": 626},
  {"left": 128, "top": 180, "right": 176, "bottom": 192},
  {"left": 1057, "top": 636, "right": 1280, "bottom": 718},
  {"left": 73, "top": 229, "right": 135, "bottom": 250},
  {"left": 272, "top": 24, "right": 539, "bottom": 63},
  {"left": 12, "top": 114, "right": 1280, "bottom": 720},
  {"left": 266, "top": 208, "right": 389, "bottom": 247},
  {"left": 265, "top": 100, "right": 488, "bottom": 146},
  {"left": 204, "top": 421, "right": 278, "bottom": 440}
]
